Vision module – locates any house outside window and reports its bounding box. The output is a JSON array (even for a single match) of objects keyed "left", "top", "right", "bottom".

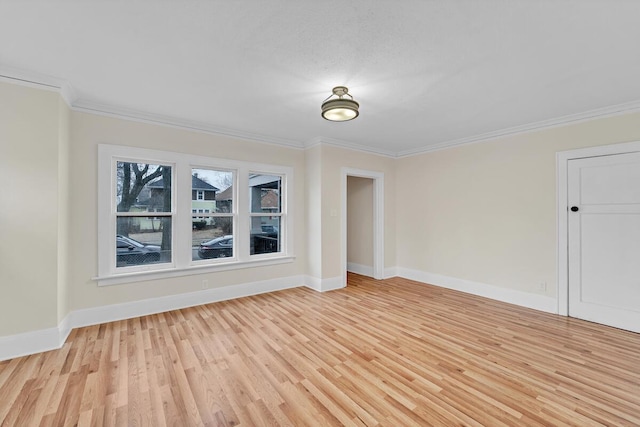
[{"left": 191, "top": 168, "right": 234, "bottom": 260}]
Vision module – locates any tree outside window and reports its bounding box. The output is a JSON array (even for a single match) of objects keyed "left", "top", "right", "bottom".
[{"left": 115, "top": 162, "right": 172, "bottom": 267}]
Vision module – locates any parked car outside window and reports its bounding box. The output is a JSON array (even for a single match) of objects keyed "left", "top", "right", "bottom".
[
  {"left": 116, "top": 235, "right": 161, "bottom": 266},
  {"left": 198, "top": 235, "right": 233, "bottom": 259}
]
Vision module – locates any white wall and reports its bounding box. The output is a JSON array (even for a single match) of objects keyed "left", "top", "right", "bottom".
[
  {"left": 396, "top": 111, "right": 640, "bottom": 299},
  {"left": 347, "top": 176, "right": 373, "bottom": 271},
  {"left": 0, "top": 82, "right": 67, "bottom": 335}
]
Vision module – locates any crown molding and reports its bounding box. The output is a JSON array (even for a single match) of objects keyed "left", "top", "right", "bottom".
[
  {"left": 0, "top": 64, "right": 77, "bottom": 105},
  {"left": 72, "top": 99, "right": 306, "bottom": 150},
  {"left": 305, "top": 136, "right": 397, "bottom": 158},
  {"left": 396, "top": 99, "right": 640, "bottom": 158}
]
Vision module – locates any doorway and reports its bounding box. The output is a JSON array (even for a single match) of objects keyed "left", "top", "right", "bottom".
[
  {"left": 557, "top": 141, "right": 640, "bottom": 332},
  {"left": 341, "top": 168, "right": 384, "bottom": 287},
  {"left": 347, "top": 176, "right": 374, "bottom": 277}
]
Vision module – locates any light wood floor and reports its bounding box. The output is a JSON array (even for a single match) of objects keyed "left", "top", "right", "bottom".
[{"left": 1, "top": 273, "right": 639, "bottom": 426}]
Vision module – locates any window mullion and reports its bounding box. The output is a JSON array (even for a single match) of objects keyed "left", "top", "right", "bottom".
[
  {"left": 174, "top": 162, "right": 192, "bottom": 269},
  {"left": 235, "top": 167, "right": 249, "bottom": 262}
]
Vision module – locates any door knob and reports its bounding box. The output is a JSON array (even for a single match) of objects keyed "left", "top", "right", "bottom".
[{"left": 570, "top": 206, "right": 579, "bottom": 212}]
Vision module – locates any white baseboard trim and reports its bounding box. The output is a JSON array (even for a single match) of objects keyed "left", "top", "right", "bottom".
[
  {"left": 58, "top": 314, "right": 73, "bottom": 349},
  {"left": 0, "top": 275, "right": 305, "bottom": 362},
  {"left": 304, "top": 275, "right": 345, "bottom": 292},
  {"left": 384, "top": 266, "right": 397, "bottom": 279},
  {"left": 0, "top": 326, "right": 63, "bottom": 362},
  {"left": 346, "top": 262, "right": 374, "bottom": 277},
  {"left": 396, "top": 267, "right": 557, "bottom": 314}
]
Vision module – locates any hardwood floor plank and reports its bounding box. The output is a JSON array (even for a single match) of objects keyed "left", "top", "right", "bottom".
[{"left": 1, "top": 273, "right": 639, "bottom": 425}]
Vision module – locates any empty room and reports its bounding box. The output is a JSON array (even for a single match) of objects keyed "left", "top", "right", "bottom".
[{"left": 1, "top": 1, "right": 639, "bottom": 426}]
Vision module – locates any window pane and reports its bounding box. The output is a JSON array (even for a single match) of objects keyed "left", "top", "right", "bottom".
[
  {"left": 116, "top": 162, "right": 172, "bottom": 212},
  {"left": 250, "top": 216, "right": 280, "bottom": 255},
  {"left": 116, "top": 217, "right": 171, "bottom": 267},
  {"left": 194, "top": 217, "right": 233, "bottom": 260},
  {"left": 192, "top": 168, "right": 233, "bottom": 212},
  {"left": 250, "top": 174, "right": 281, "bottom": 213}
]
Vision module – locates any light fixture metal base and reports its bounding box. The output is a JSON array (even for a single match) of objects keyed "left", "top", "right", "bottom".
[
  {"left": 321, "top": 86, "right": 359, "bottom": 122},
  {"left": 332, "top": 86, "right": 349, "bottom": 97}
]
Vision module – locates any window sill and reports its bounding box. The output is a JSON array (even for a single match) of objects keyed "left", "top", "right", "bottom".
[{"left": 94, "top": 255, "right": 296, "bottom": 286}]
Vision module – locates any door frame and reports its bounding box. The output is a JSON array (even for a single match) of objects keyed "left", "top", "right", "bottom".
[
  {"left": 341, "top": 168, "right": 385, "bottom": 286},
  {"left": 556, "top": 140, "right": 640, "bottom": 316}
]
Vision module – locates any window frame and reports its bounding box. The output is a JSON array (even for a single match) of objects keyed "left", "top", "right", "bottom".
[
  {"left": 189, "top": 165, "right": 237, "bottom": 264},
  {"left": 97, "top": 144, "right": 294, "bottom": 286},
  {"left": 248, "top": 172, "right": 285, "bottom": 257},
  {"left": 115, "top": 161, "right": 175, "bottom": 270}
]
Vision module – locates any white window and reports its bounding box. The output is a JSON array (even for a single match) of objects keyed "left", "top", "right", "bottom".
[
  {"left": 112, "top": 160, "right": 174, "bottom": 271},
  {"left": 249, "top": 174, "right": 283, "bottom": 255},
  {"left": 191, "top": 168, "right": 235, "bottom": 261},
  {"left": 98, "top": 144, "right": 293, "bottom": 285}
]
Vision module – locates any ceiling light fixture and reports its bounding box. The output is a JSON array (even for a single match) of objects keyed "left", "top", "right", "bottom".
[{"left": 321, "top": 86, "right": 359, "bottom": 122}]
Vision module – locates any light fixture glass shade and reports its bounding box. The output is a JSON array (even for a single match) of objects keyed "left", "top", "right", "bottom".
[{"left": 321, "top": 86, "right": 359, "bottom": 121}]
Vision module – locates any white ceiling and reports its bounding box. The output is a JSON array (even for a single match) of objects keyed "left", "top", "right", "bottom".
[{"left": 2, "top": 1, "right": 640, "bottom": 156}]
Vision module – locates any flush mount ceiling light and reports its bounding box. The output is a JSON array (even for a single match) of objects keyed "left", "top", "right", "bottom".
[{"left": 321, "top": 86, "right": 359, "bottom": 122}]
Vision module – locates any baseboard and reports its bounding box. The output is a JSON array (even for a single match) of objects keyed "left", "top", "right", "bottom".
[
  {"left": 346, "top": 262, "right": 374, "bottom": 277},
  {"left": 0, "top": 326, "right": 62, "bottom": 362},
  {"left": 304, "top": 275, "right": 345, "bottom": 292},
  {"left": 396, "top": 267, "right": 557, "bottom": 314},
  {"left": 0, "top": 275, "right": 305, "bottom": 362},
  {"left": 58, "top": 314, "right": 73, "bottom": 349},
  {"left": 384, "top": 266, "right": 397, "bottom": 279}
]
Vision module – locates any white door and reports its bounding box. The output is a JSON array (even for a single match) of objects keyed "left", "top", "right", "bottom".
[{"left": 568, "top": 152, "right": 640, "bottom": 333}]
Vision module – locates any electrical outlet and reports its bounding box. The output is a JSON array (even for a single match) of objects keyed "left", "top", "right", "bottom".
[
  {"left": 538, "top": 281, "right": 547, "bottom": 291},
  {"left": 202, "top": 279, "right": 209, "bottom": 290}
]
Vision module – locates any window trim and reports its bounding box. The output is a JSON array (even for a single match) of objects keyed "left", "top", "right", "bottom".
[{"left": 97, "top": 144, "right": 294, "bottom": 286}]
